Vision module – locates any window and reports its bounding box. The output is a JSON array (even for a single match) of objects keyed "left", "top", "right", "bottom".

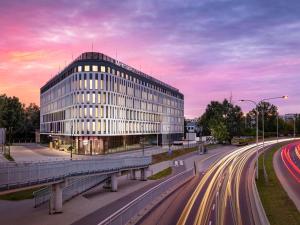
[
  {"left": 89, "top": 107, "right": 93, "bottom": 117},
  {"left": 92, "top": 121, "right": 95, "bottom": 132},
  {"left": 101, "top": 66, "right": 106, "bottom": 73},
  {"left": 78, "top": 66, "right": 82, "bottom": 72},
  {"left": 97, "top": 120, "right": 101, "bottom": 133},
  {"left": 92, "top": 65, "right": 98, "bottom": 72},
  {"left": 92, "top": 93, "right": 95, "bottom": 103},
  {"left": 95, "top": 74, "right": 98, "bottom": 89},
  {"left": 87, "top": 92, "right": 90, "bottom": 103},
  {"left": 84, "top": 107, "right": 87, "bottom": 117},
  {"left": 84, "top": 65, "right": 90, "bottom": 72}
]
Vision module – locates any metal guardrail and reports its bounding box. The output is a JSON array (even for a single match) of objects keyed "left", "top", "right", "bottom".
[
  {"left": 98, "top": 168, "right": 195, "bottom": 225},
  {"left": 0, "top": 156, "right": 151, "bottom": 191},
  {"left": 33, "top": 174, "right": 107, "bottom": 207},
  {"left": 249, "top": 155, "right": 270, "bottom": 225}
]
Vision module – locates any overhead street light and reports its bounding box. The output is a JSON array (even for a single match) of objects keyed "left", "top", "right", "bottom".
[{"left": 239, "top": 95, "right": 288, "bottom": 179}]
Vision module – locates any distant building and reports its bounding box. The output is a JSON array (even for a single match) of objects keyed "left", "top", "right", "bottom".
[
  {"left": 284, "top": 113, "right": 297, "bottom": 121},
  {"left": 40, "top": 52, "right": 184, "bottom": 154},
  {"left": 185, "top": 118, "right": 201, "bottom": 134}
]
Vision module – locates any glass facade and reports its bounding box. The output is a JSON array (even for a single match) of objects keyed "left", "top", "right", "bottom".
[{"left": 40, "top": 52, "right": 184, "bottom": 154}]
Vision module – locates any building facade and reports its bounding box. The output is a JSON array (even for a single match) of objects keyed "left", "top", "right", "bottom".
[{"left": 40, "top": 52, "right": 184, "bottom": 154}]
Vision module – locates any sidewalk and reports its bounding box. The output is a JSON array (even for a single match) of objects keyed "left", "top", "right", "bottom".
[{"left": 0, "top": 144, "right": 236, "bottom": 225}]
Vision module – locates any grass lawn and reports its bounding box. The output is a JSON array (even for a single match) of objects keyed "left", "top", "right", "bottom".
[
  {"left": 151, "top": 144, "right": 219, "bottom": 164},
  {"left": 0, "top": 187, "right": 43, "bottom": 201},
  {"left": 256, "top": 142, "right": 300, "bottom": 225},
  {"left": 148, "top": 167, "right": 172, "bottom": 180}
]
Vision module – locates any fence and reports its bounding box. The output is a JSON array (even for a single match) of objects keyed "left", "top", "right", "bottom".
[
  {"left": 33, "top": 174, "right": 107, "bottom": 208},
  {"left": 98, "top": 168, "right": 195, "bottom": 225},
  {"left": 0, "top": 156, "right": 151, "bottom": 191}
]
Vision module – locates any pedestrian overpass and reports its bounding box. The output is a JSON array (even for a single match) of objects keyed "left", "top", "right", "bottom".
[{"left": 0, "top": 156, "right": 151, "bottom": 213}]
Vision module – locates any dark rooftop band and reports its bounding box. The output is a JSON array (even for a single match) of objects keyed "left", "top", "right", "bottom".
[{"left": 41, "top": 52, "right": 183, "bottom": 99}]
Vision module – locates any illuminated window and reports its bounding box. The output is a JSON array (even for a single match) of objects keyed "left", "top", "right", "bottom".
[
  {"left": 92, "top": 93, "right": 95, "bottom": 103},
  {"left": 97, "top": 120, "right": 101, "bottom": 132},
  {"left": 98, "top": 93, "right": 101, "bottom": 103},
  {"left": 81, "top": 93, "right": 84, "bottom": 102},
  {"left": 100, "top": 106, "right": 104, "bottom": 117},
  {"left": 84, "top": 65, "right": 90, "bottom": 72},
  {"left": 84, "top": 107, "right": 87, "bottom": 117},
  {"left": 101, "top": 66, "right": 106, "bottom": 72},
  {"left": 87, "top": 92, "right": 90, "bottom": 102},
  {"left": 78, "top": 66, "right": 82, "bottom": 72},
  {"left": 95, "top": 106, "right": 98, "bottom": 118},
  {"left": 92, "top": 121, "right": 95, "bottom": 132},
  {"left": 89, "top": 107, "right": 93, "bottom": 117},
  {"left": 103, "top": 92, "right": 106, "bottom": 104},
  {"left": 89, "top": 80, "right": 93, "bottom": 90},
  {"left": 95, "top": 75, "right": 98, "bottom": 89},
  {"left": 92, "top": 65, "right": 98, "bottom": 72},
  {"left": 107, "top": 67, "right": 111, "bottom": 73}
]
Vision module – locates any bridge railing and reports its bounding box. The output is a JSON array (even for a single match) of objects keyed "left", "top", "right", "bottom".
[
  {"left": 98, "top": 168, "right": 195, "bottom": 225},
  {"left": 0, "top": 156, "right": 151, "bottom": 191}
]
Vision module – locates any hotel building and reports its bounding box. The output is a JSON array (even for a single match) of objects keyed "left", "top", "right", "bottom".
[{"left": 40, "top": 52, "right": 184, "bottom": 154}]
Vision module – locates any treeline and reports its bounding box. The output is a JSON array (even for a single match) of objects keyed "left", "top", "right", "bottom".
[
  {"left": 0, "top": 94, "right": 40, "bottom": 143},
  {"left": 198, "top": 99, "right": 299, "bottom": 143}
]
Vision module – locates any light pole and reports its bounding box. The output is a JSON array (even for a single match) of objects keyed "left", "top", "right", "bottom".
[
  {"left": 239, "top": 100, "right": 259, "bottom": 179},
  {"left": 239, "top": 95, "right": 288, "bottom": 180},
  {"left": 141, "top": 123, "right": 145, "bottom": 156},
  {"left": 70, "top": 123, "right": 73, "bottom": 160},
  {"left": 277, "top": 111, "right": 279, "bottom": 143},
  {"left": 294, "top": 115, "right": 296, "bottom": 139}
]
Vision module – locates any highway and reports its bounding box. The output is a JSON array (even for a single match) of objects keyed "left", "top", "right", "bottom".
[
  {"left": 140, "top": 139, "right": 294, "bottom": 225},
  {"left": 273, "top": 141, "right": 300, "bottom": 210}
]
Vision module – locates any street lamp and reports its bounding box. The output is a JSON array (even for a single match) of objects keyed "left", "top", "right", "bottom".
[
  {"left": 239, "top": 95, "right": 288, "bottom": 179},
  {"left": 141, "top": 123, "right": 145, "bottom": 156},
  {"left": 277, "top": 111, "right": 279, "bottom": 143},
  {"left": 239, "top": 100, "right": 259, "bottom": 179},
  {"left": 293, "top": 115, "right": 296, "bottom": 139},
  {"left": 70, "top": 123, "right": 73, "bottom": 160}
]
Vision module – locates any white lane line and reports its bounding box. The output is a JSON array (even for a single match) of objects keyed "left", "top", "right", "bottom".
[{"left": 212, "top": 203, "right": 215, "bottom": 211}]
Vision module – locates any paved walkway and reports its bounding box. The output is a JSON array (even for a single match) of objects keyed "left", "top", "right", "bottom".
[
  {"left": 8, "top": 142, "right": 197, "bottom": 162},
  {"left": 0, "top": 144, "right": 236, "bottom": 225}
]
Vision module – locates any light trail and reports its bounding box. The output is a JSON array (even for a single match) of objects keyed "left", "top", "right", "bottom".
[
  {"left": 177, "top": 138, "right": 295, "bottom": 225},
  {"left": 281, "top": 142, "right": 300, "bottom": 183}
]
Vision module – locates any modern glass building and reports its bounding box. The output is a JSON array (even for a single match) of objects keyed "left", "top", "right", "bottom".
[{"left": 40, "top": 52, "right": 184, "bottom": 154}]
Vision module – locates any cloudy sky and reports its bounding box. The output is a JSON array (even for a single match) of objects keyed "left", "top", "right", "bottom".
[{"left": 0, "top": 0, "right": 299, "bottom": 117}]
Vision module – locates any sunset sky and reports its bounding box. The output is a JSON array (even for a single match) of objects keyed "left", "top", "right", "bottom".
[{"left": 0, "top": 0, "right": 299, "bottom": 118}]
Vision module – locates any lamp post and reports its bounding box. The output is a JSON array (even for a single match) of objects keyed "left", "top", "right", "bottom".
[
  {"left": 239, "top": 100, "right": 259, "bottom": 179},
  {"left": 70, "top": 123, "right": 73, "bottom": 160},
  {"left": 294, "top": 115, "right": 296, "bottom": 139},
  {"left": 277, "top": 111, "right": 279, "bottom": 143},
  {"left": 239, "top": 95, "right": 288, "bottom": 180},
  {"left": 141, "top": 123, "right": 145, "bottom": 156}
]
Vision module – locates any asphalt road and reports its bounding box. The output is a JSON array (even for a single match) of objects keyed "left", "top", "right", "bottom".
[
  {"left": 141, "top": 140, "right": 293, "bottom": 225},
  {"left": 273, "top": 141, "right": 300, "bottom": 210},
  {"left": 72, "top": 146, "right": 232, "bottom": 225}
]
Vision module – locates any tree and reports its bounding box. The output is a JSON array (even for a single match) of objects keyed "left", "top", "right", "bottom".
[
  {"left": 0, "top": 94, "right": 40, "bottom": 143},
  {"left": 199, "top": 99, "right": 243, "bottom": 142},
  {"left": 248, "top": 101, "right": 278, "bottom": 136},
  {"left": 24, "top": 103, "right": 40, "bottom": 141},
  {"left": 209, "top": 120, "right": 229, "bottom": 143}
]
